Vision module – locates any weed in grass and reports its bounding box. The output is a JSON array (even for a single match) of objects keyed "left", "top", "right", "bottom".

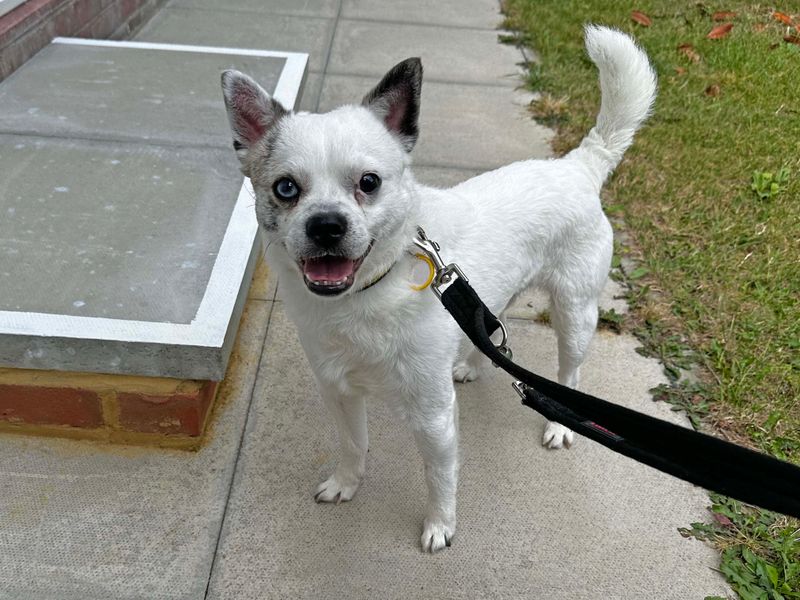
[
  {"left": 528, "top": 93, "right": 570, "bottom": 126},
  {"left": 751, "top": 167, "right": 790, "bottom": 201},
  {"left": 598, "top": 308, "right": 625, "bottom": 333},
  {"left": 680, "top": 495, "right": 800, "bottom": 600},
  {"left": 651, "top": 380, "right": 711, "bottom": 430},
  {"left": 634, "top": 321, "right": 695, "bottom": 381}
]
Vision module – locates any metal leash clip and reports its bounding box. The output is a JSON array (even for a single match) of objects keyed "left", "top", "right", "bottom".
[
  {"left": 413, "top": 226, "right": 513, "bottom": 366},
  {"left": 412, "top": 226, "right": 468, "bottom": 299}
]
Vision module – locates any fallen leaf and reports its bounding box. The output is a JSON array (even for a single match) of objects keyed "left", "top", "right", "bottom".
[
  {"left": 631, "top": 10, "right": 652, "bottom": 27},
  {"left": 712, "top": 11, "right": 737, "bottom": 21},
  {"left": 785, "top": 34, "right": 800, "bottom": 46},
  {"left": 674, "top": 66, "right": 687, "bottom": 75},
  {"left": 713, "top": 513, "right": 734, "bottom": 527},
  {"left": 678, "top": 43, "right": 701, "bottom": 62},
  {"left": 705, "top": 84, "right": 721, "bottom": 97},
  {"left": 707, "top": 23, "right": 734, "bottom": 39},
  {"left": 773, "top": 11, "right": 793, "bottom": 26}
]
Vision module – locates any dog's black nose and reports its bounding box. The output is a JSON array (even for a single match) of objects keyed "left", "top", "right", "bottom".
[{"left": 306, "top": 212, "right": 348, "bottom": 248}]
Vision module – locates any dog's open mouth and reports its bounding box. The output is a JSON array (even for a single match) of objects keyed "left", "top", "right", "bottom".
[{"left": 300, "top": 245, "right": 372, "bottom": 296}]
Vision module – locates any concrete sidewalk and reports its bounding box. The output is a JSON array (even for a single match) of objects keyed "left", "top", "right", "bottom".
[{"left": 0, "top": 0, "right": 730, "bottom": 598}]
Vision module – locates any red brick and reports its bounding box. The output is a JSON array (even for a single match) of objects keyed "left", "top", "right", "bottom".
[
  {"left": 117, "top": 381, "right": 218, "bottom": 436},
  {"left": 0, "top": 384, "right": 103, "bottom": 428}
]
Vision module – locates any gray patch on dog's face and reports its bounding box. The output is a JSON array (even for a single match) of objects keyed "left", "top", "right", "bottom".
[{"left": 245, "top": 105, "right": 414, "bottom": 289}]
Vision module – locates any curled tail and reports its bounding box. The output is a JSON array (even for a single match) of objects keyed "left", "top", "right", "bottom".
[{"left": 570, "top": 25, "right": 657, "bottom": 186}]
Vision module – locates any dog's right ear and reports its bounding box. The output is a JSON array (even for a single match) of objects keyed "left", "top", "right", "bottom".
[
  {"left": 221, "top": 70, "right": 288, "bottom": 165},
  {"left": 362, "top": 58, "right": 422, "bottom": 152}
]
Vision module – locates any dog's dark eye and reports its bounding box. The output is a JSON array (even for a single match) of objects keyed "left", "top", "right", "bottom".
[
  {"left": 359, "top": 173, "right": 381, "bottom": 194},
  {"left": 273, "top": 177, "right": 300, "bottom": 201}
]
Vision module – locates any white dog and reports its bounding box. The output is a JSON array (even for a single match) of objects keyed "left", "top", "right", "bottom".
[{"left": 220, "top": 25, "right": 656, "bottom": 552}]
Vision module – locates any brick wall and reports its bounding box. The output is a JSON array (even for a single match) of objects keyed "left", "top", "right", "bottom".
[
  {"left": 0, "top": 368, "right": 219, "bottom": 448},
  {"left": 0, "top": 0, "right": 167, "bottom": 81}
]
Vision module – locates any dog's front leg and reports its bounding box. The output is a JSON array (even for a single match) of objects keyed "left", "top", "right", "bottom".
[
  {"left": 407, "top": 382, "right": 459, "bottom": 552},
  {"left": 314, "top": 387, "right": 368, "bottom": 504}
]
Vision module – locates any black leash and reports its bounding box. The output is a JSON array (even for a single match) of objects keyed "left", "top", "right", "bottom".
[{"left": 413, "top": 228, "right": 800, "bottom": 519}]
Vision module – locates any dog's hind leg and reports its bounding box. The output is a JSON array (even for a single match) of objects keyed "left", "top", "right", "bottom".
[
  {"left": 543, "top": 295, "right": 600, "bottom": 449},
  {"left": 452, "top": 339, "right": 485, "bottom": 383},
  {"left": 314, "top": 389, "right": 368, "bottom": 503}
]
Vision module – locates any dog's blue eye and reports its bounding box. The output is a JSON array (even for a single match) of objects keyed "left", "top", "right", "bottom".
[
  {"left": 359, "top": 173, "right": 381, "bottom": 194},
  {"left": 273, "top": 177, "right": 300, "bottom": 201}
]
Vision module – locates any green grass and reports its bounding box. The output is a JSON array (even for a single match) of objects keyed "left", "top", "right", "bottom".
[{"left": 501, "top": 1, "right": 800, "bottom": 597}]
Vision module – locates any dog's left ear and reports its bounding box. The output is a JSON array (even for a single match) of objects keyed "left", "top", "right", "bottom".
[
  {"left": 221, "top": 70, "right": 288, "bottom": 164},
  {"left": 362, "top": 57, "right": 422, "bottom": 152}
]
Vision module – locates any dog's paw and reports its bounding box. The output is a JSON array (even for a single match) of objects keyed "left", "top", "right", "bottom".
[
  {"left": 542, "top": 422, "right": 574, "bottom": 449},
  {"left": 421, "top": 517, "right": 455, "bottom": 553},
  {"left": 314, "top": 473, "right": 361, "bottom": 504},
  {"left": 452, "top": 361, "right": 480, "bottom": 383}
]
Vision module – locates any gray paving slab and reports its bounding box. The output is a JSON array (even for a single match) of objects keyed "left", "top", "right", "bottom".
[
  {"left": 0, "top": 42, "right": 286, "bottom": 148},
  {"left": 0, "top": 299, "right": 272, "bottom": 600},
  {"left": 328, "top": 19, "right": 522, "bottom": 85},
  {"left": 0, "top": 135, "right": 239, "bottom": 323},
  {"left": 318, "top": 74, "right": 552, "bottom": 169},
  {"left": 412, "top": 166, "right": 483, "bottom": 188},
  {"left": 168, "top": 0, "right": 340, "bottom": 18},
  {"left": 507, "top": 278, "right": 630, "bottom": 320},
  {"left": 205, "top": 303, "right": 728, "bottom": 599},
  {"left": 298, "top": 71, "right": 323, "bottom": 112},
  {"left": 342, "top": 0, "right": 503, "bottom": 29},
  {"left": 134, "top": 7, "right": 334, "bottom": 73}
]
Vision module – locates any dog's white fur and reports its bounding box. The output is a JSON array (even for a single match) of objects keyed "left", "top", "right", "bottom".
[{"left": 221, "top": 26, "right": 657, "bottom": 552}]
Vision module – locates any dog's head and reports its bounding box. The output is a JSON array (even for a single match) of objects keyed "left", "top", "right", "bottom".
[{"left": 220, "top": 58, "right": 422, "bottom": 297}]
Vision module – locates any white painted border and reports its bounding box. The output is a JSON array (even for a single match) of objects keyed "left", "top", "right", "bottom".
[
  {"left": 52, "top": 37, "right": 308, "bottom": 109},
  {"left": 0, "top": 39, "right": 308, "bottom": 348}
]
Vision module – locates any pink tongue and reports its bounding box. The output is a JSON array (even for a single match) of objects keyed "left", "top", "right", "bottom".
[{"left": 303, "top": 256, "right": 356, "bottom": 282}]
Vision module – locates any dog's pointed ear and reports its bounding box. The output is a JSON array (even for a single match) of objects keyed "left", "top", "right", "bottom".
[
  {"left": 361, "top": 57, "right": 422, "bottom": 152},
  {"left": 221, "top": 70, "right": 288, "bottom": 162}
]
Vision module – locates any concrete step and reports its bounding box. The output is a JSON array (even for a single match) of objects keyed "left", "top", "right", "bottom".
[
  {"left": 0, "top": 38, "right": 307, "bottom": 381},
  {"left": 0, "top": 37, "right": 305, "bottom": 442}
]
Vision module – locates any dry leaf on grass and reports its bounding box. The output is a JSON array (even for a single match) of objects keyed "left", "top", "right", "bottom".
[
  {"left": 773, "top": 11, "right": 794, "bottom": 26},
  {"left": 705, "top": 84, "right": 721, "bottom": 97},
  {"left": 707, "top": 23, "right": 734, "bottom": 39},
  {"left": 631, "top": 10, "right": 652, "bottom": 27},
  {"left": 713, "top": 513, "right": 734, "bottom": 528},
  {"left": 678, "top": 43, "right": 701, "bottom": 62},
  {"left": 674, "top": 66, "right": 687, "bottom": 75},
  {"left": 712, "top": 11, "right": 737, "bottom": 21},
  {"left": 785, "top": 34, "right": 800, "bottom": 46}
]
